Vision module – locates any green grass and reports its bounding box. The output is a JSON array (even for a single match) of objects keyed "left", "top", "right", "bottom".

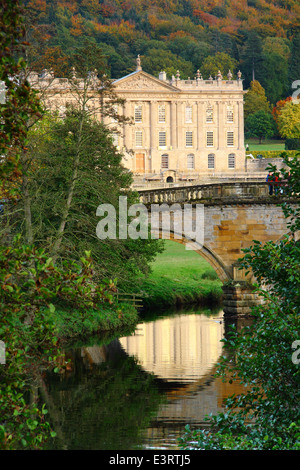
[
  {"left": 138, "top": 240, "right": 223, "bottom": 309},
  {"left": 246, "top": 138, "right": 285, "bottom": 152},
  {"left": 54, "top": 302, "right": 139, "bottom": 345}
]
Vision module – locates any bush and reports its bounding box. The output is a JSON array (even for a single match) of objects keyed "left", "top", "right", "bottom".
[
  {"left": 285, "top": 138, "right": 300, "bottom": 150},
  {"left": 201, "top": 269, "right": 219, "bottom": 280},
  {"left": 249, "top": 150, "right": 299, "bottom": 158}
]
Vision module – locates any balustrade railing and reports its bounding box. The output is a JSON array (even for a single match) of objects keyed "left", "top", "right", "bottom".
[{"left": 138, "top": 182, "right": 282, "bottom": 205}]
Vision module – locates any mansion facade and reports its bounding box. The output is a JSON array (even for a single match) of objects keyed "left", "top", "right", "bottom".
[{"left": 30, "top": 57, "right": 246, "bottom": 184}]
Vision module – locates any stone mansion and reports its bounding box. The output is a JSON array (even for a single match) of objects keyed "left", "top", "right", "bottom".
[{"left": 29, "top": 56, "right": 247, "bottom": 185}]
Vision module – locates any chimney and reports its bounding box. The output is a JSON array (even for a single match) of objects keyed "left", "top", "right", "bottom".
[{"left": 159, "top": 71, "right": 166, "bottom": 81}]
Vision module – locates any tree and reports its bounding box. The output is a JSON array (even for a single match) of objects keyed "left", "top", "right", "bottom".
[
  {"left": 201, "top": 52, "right": 238, "bottom": 79},
  {"left": 244, "top": 80, "right": 271, "bottom": 119},
  {"left": 272, "top": 96, "right": 292, "bottom": 124},
  {"left": 167, "top": 36, "right": 212, "bottom": 69},
  {"left": 277, "top": 102, "right": 300, "bottom": 139},
  {"left": 240, "top": 31, "right": 264, "bottom": 89},
  {"left": 179, "top": 153, "right": 300, "bottom": 450},
  {"left": 288, "top": 32, "right": 300, "bottom": 95},
  {"left": 260, "top": 51, "right": 289, "bottom": 105},
  {"left": 141, "top": 48, "right": 194, "bottom": 79},
  {"left": 0, "top": 0, "right": 42, "bottom": 187},
  {"left": 0, "top": 0, "right": 134, "bottom": 449},
  {"left": 245, "top": 110, "right": 276, "bottom": 143},
  {"left": 18, "top": 109, "right": 162, "bottom": 288},
  {"left": 8, "top": 40, "right": 162, "bottom": 288}
]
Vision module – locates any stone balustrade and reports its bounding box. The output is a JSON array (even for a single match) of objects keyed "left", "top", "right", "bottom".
[{"left": 138, "top": 182, "right": 273, "bottom": 205}]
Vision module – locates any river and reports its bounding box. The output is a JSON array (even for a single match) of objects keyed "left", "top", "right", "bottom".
[{"left": 45, "top": 306, "right": 248, "bottom": 450}]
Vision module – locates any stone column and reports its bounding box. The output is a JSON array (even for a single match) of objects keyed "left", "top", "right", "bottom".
[
  {"left": 197, "top": 101, "right": 204, "bottom": 150},
  {"left": 177, "top": 101, "right": 183, "bottom": 148},
  {"left": 171, "top": 101, "right": 177, "bottom": 149},
  {"left": 150, "top": 100, "right": 157, "bottom": 151},
  {"left": 218, "top": 101, "right": 225, "bottom": 149},
  {"left": 238, "top": 100, "right": 244, "bottom": 150}
]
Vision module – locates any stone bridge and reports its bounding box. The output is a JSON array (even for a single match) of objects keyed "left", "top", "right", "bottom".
[{"left": 138, "top": 182, "right": 298, "bottom": 316}]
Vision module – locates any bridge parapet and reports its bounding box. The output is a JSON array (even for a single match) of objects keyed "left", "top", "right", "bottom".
[{"left": 138, "top": 182, "right": 272, "bottom": 205}]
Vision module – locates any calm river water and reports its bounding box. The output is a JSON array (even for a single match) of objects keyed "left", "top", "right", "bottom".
[{"left": 46, "top": 307, "right": 248, "bottom": 450}]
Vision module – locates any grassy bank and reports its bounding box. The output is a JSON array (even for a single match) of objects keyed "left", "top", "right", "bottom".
[
  {"left": 54, "top": 241, "right": 224, "bottom": 344},
  {"left": 54, "top": 302, "right": 139, "bottom": 345},
  {"left": 135, "top": 241, "right": 223, "bottom": 309},
  {"left": 246, "top": 138, "right": 285, "bottom": 151}
]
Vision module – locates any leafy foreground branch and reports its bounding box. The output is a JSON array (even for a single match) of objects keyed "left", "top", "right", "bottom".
[
  {"left": 179, "top": 154, "right": 300, "bottom": 450},
  {"left": 0, "top": 236, "right": 136, "bottom": 449}
]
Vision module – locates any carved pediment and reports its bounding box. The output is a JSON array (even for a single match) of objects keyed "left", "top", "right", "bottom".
[{"left": 112, "top": 71, "right": 178, "bottom": 92}]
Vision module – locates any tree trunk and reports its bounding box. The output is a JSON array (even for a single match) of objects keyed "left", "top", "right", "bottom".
[{"left": 50, "top": 115, "right": 84, "bottom": 261}]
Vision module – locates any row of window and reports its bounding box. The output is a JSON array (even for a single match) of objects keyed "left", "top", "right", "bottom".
[
  {"left": 134, "top": 104, "right": 234, "bottom": 124},
  {"left": 131, "top": 130, "right": 235, "bottom": 148},
  {"left": 160, "top": 153, "right": 236, "bottom": 170}
]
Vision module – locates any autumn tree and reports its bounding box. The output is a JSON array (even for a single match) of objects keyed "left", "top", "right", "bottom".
[
  {"left": 277, "top": 102, "right": 300, "bottom": 140},
  {"left": 272, "top": 96, "right": 293, "bottom": 124},
  {"left": 244, "top": 80, "right": 271, "bottom": 120}
]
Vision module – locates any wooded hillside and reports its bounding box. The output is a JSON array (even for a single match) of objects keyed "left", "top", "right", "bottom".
[{"left": 24, "top": 0, "right": 300, "bottom": 106}]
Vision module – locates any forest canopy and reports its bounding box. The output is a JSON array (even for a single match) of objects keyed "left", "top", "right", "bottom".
[{"left": 24, "top": 0, "right": 300, "bottom": 106}]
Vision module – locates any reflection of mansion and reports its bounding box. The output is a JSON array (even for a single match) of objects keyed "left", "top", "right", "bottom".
[{"left": 30, "top": 56, "right": 247, "bottom": 186}]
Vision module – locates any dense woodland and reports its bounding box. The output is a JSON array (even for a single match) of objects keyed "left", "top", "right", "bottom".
[{"left": 24, "top": 0, "right": 300, "bottom": 109}]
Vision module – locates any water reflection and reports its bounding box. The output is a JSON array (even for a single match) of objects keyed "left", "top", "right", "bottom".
[
  {"left": 119, "top": 311, "right": 224, "bottom": 384},
  {"left": 45, "top": 308, "right": 247, "bottom": 450}
]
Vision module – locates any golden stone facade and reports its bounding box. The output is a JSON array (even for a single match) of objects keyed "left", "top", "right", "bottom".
[
  {"left": 109, "top": 63, "right": 246, "bottom": 183},
  {"left": 29, "top": 59, "right": 246, "bottom": 184}
]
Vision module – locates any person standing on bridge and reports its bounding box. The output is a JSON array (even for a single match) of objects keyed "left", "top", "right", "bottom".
[{"left": 266, "top": 172, "right": 274, "bottom": 195}]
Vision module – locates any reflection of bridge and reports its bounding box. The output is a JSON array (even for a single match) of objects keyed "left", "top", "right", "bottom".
[{"left": 138, "top": 182, "right": 299, "bottom": 316}]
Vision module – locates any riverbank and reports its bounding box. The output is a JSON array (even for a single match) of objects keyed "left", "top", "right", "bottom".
[
  {"left": 54, "top": 241, "right": 223, "bottom": 344},
  {"left": 132, "top": 241, "right": 223, "bottom": 310},
  {"left": 54, "top": 302, "right": 139, "bottom": 346}
]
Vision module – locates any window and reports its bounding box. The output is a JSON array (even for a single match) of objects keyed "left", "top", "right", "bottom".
[
  {"left": 228, "top": 153, "right": 235, "bottom": 169},
  {"left": 185, "top": 131, "right": 193, "bottom": 147},
  {"left": 227, "top": 105, "right": 234, "bottom": 123},
  {"left": 206, "top": 131, "right": 214, "bottom": 147},
  {"left": 187, "top": 154, "right": 195, "bottom": 169},
  {"left": 134, "top": 104, "right": 142, "bottom": 123},
  {"left": 159, "top": 131, "right": 166, "bottom": 148},
  {"left": 158, "top": 104, "right": 166, "bottom": 123},
  {"left": 208, "top": 154, "right": 215, "bottom": 169},
  {"left": 227, "top": 131, "right": 234, "bottom": 147},
  {"left": 206, "top": 106, "right": 213, "bottom": 123},
  {"left": 185, "top": 105, "right": 192, "bottom": 123},
  {"left": 161, "top": 154, "right": 169, "bottom": 169},
  {"left": 135, "top": 130, "right": 143, "bottom": 147}
]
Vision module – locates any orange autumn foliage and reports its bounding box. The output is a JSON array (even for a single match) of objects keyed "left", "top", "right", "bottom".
[{"left": 272, "top": 97, "right": 293, "bottom": 123}]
